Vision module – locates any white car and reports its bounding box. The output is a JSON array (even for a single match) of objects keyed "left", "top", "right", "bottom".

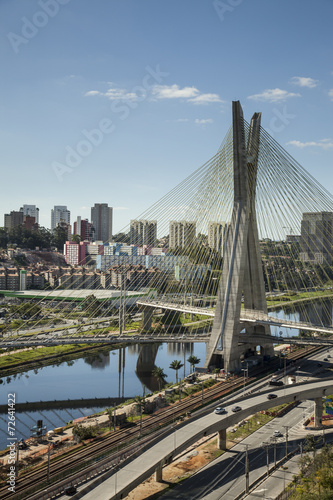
[
  {"left": 273, "top": 430, "right": 283, "bottom": 437},
  {"left": 214, "top": 407, "right": 227, "bottom": 415}
]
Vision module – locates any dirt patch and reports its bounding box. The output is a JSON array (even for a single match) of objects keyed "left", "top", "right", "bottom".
[{"left": 124, "top": 435, "right": 233, "bottom": 500}]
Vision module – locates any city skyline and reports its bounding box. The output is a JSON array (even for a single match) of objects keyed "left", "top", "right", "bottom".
[{"left": 1, "top": 0, "right": 332, "bottom": 233}]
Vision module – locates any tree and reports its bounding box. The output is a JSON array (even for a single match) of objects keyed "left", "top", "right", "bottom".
[
  {"left": 83, "top": 294, "right": 100, "bottom": 317},
  {"left": 52, "top": 225, "right": 67, "bottom": 251},
  {"left": 72, "top": 234, "right": 81, "bottom": 243},
  {"left": 0, "top": 228, "right": 8, "bottom": 248},
  {"left": 169, "top": 360, "right": 184, "bottom": 384},
  {"left": 152, "top": 366, "right": 167, "bottom": 391},
  {"left": 187, "top": 355, "right": 201, "bottom": 373}
]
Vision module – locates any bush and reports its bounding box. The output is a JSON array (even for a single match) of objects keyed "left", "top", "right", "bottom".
[{"left": 72, "top": 424, "right": 99, "bottom": 442}]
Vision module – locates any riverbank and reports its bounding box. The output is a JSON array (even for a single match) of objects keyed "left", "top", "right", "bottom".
[{"left": 0, "top": 343, "right": 120, "bottom": 378}]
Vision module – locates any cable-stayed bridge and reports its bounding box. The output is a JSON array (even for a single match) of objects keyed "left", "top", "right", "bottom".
[{"left": 1, "top": 101, "right": 332, "bottom": 372}]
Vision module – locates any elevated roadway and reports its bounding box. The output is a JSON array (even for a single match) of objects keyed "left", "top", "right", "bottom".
[
  {"left": 79, "top": 379, "right": 333, "bottom": 500},
  {"left": 0, "top": 332, "right": 209, "bottom": 349},
  {"left": 137, "top": 300, "right": 333, "bottom": 335}
]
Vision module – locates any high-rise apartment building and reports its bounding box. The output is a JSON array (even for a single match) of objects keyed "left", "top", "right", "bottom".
[
  {"left": 4, "top": 211, "right": 23, "bottom": 230},
  {"left": 51, "top": 206, "right": 70, "bottom": 232},
  {"left": 91, "top": 203, "right": 113, "bottom": 242},
  {"left": 21, "top": 205, "right": 39, "bottom": 224},
  {"left": 130, "top": 220, "right": 157, "bottom": 246},
  {"left": 169, "top": 221, "right": 196, "bottom": 249},
  {"left": 73, "top": 217, "right": 94, "bottom": 241},
  {"left": 300, "top": 211, "right": 333, "bottom": 265},
  {"left": 208, "top": 221, "right": 228, "bottom": 255}
]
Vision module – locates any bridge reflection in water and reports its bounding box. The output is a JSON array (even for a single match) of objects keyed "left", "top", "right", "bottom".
[{"left": 134, "top": 342, "right": 194, "bottom": 393}]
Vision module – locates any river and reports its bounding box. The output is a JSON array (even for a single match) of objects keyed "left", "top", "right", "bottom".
[{"left": 0, "top": 298, "right": 331, "bottom": 450}]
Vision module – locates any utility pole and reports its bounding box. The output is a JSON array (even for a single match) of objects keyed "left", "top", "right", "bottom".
[
  {"left": 241, "top": 363, "right": 248, "bottom": 395},
  {"left": 47, "top": 443, "right": 51, "bottom": 482},
  {"left": 283, "top": 426, "right": 289, "bottom": 457},
  {"left": 263, "top": 442, "right": 269, "bottom": 476},
  {"left": 122, "top": 271, "right": 126, "bottom": 331},
  {"left": 284, "top": 355, "right": 286, "bottom": 383},
  {"left": 271, "top": 437, "right": 277, "bottom": 467},
  {"left": 119, "top": 274, "right": 122, "bottom": 336},
  {"left": 139, "top": 401, "right": 143, "bottom": 437},
  {"left": 244, "top": 444, "right": 249, "bottom": 493}
]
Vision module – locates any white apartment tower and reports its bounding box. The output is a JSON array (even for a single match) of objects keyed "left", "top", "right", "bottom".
[
  {"left": 130, "top": 220, "right": 157, "bottom": 246},
  {"left": 21, "top": 205, "right": 39, "bottom": 224},
  {"left": 208, "top": 221, "right": 228, "bottom": 255},
  {"left": 51, "top": 206, "right": 70, "bottom": 232},
  {"left": 169, "top": 221, "right": 196, "bottom": 249}
]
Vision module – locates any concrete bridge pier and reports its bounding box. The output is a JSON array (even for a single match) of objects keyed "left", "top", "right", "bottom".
[
  {"left": 217, "top": 428, "right": 227, "bottom": 450},
  {"left": 141, "top": 306, "right": 154, "bottom": 331},
  {"left": 155, "top": 464, "right": 163, "bottom": 482},
  {"left": 314, "top": 397, "right": 323, "bottom": 427}
]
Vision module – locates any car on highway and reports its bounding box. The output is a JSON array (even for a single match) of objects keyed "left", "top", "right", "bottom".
[
  {"left": 214, "top": 407, "right": 227, "bottom": 415},
  {"left": 324, "top": 358, "right": 328, "bottom": 361},
  {"left": 267, "top": 393, "right": 278, "bottom": 400},
  {"left": 273, "top": 430, "right": 283, "bottom": 437},
  {"left": 231, "top": 405, "right": 242, "bottom": 412},
  {"left": 317, "top": 363, "right": 323, "bottom": 367}
]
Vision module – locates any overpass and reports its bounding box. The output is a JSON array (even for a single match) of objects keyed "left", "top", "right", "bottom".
[
  {"left": 0, "top": 332, "right": 210, "bottom": 349},
  {"left": 137, "top": 299, "right": 333, "bottom": 336},
  {"left": 77, "top": 379, "right": 333, "bottom": 500}
]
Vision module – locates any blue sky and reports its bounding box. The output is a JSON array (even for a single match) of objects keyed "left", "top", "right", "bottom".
[{"left": 1, "top": 0, "right": 332, "bottom": 232}]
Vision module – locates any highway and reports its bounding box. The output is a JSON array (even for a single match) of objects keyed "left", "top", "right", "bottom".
[
  {"left": 76, "top": 378, "right": 333, "bottom": 500},
  {"left": 159, "top": 398, "right": 331, "bottom": 499}
]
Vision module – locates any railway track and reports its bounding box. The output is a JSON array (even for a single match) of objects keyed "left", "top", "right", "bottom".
[{"left": 0, "top": 344, "right": 322, "bottom": 499}]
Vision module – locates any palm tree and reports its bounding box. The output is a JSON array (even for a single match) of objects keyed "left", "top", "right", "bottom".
[
  {"left": 187, "top": 355, "right": 201, "bottom": 374},
  {"left": 169, "top": 360, "right": 184, "bottom": 384},
  {"left": 152, "top": 366, "right": 167, "bottom": 391}
]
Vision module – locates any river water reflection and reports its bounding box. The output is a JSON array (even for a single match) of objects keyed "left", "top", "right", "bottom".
[{"left": 0, "top": 342, "right": 206, "bottom": 449}]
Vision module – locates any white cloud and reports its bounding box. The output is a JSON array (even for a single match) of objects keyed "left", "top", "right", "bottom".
[
  {"left": 286, "top": 139, "right": 333, "bottom": 150},
  {"left": 86, "top": 82, "right": 223, "bottom": 106},
  {"left": 290, "top": 76, "right": 319, "bottom": 88},
  {"left": 84, "top": 90, "right": 101, "bottom": 96},
  {"left": 114, "top": 206, "right": 129, "bottom": 211},
  {"left": 152, "top": 84, "right": 223, "bottom": 105},
  {"left": 195, "top": 119, "right": 213, "bottom": 125},
  {"left": 189, "top": 93, "right": 223, "bottom": 105},
  {"left": 328, "top": 89, "right": 333, "bottom": 101},
  {"left": 152, "top": 84, "right": 199, "bottom": 99},
  {"left": 176, "top": 118, "right": 189, "bottom": 122},
  {"left": 85, "top": 86, "right": 142, "bottom": 101},
  {"left": 248, "top": 88, "right": 301, "bottom": 102}
]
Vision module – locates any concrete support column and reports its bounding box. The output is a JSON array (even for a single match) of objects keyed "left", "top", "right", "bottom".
[
  {"left": 314, "top": 397, "right": 323, "bottom": 428},
  {"left": 217, "top": 428, "right": 227, "bottom": 450},
  {"left": 155, "top": 465, "right": 163, "bottom": 482},
  {"left": 142, "top": 307, "right": 154, "bottom": 331}
]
